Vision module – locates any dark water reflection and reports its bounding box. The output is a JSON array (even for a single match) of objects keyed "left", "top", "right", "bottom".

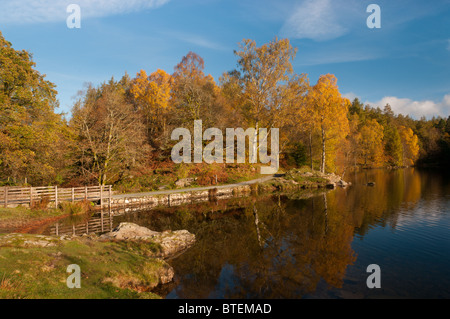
[{"left": 113, "top": 168, "right": 450, "bottom": 299}]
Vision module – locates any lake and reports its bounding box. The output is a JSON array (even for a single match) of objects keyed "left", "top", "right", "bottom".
[{"left": 50, "top": 168, "right": 450, "bottom": 299}]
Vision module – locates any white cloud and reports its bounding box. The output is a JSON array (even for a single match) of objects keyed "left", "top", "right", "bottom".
[
  {"left": 0, "top": 0, "right": 170, "bottom": 24},
  {"left": 368, "top": 95, "right": 450, "bottom": 119},
  {"left": 343, "top": 92, "right": 358, "bottom": 102},
  {"left": 162, "top": 31, "right": 229, "bottom": 51},
  {"left": 297, "top": 50, "right": 382, "bottom": 66},
  {"left": 279, "top": 0, "right": 356, "bottom": 41}
]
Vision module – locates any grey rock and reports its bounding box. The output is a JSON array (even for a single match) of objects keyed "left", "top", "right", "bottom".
[
  {"left": 175, "top": 178, "right": 195, "bottom": 188},
  {"left": 100, "top": 222, "right": 196, "bottom": 258},
  {"left": 337, "top": 180, "right": 349, "bottom": 187},
  {"left": 157, "top": 263, "right": 175, "bottom": 285},
  {"left": 101, "top": 222, "right": 160, "bottom": 240}
]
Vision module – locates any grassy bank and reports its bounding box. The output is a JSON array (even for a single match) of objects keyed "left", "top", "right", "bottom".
[
  {"left": 256, "top": 167, "right": 336, "bottom": 192},
  {"left": 113, "top": 162, "right": 262, "bottom": 193},
  {"left": 0, "top": 234, "right": 168, "bottom": 299}
]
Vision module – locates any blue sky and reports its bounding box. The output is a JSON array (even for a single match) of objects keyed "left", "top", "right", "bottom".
[{"left": 1, "top": 0, "right": 449, "bottom": 119}]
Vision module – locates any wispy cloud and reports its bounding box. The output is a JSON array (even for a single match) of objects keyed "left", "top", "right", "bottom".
[
  {"left": 447, "top": 39, "right": 450, "bottom": 51},
  {"left": 342, "top": 92, "right": 358, "bottom": 102},
  {"left": 0, "top": 0, "right": 170, "bottom": 24},
  {"left": 279, "top": 0, "right": 359, "bottom": 41},
  {"left": 368, "top": 95, "right": 450, "bottom": 119},
  {"left": 279, "top": 0, "right": 449, "bottom": 42},
  {"left": 161, "top": 31, "right": 229, "bottom": 51},
  {"left": 297, "top": 50, "right": 382, "bottom": 66}
]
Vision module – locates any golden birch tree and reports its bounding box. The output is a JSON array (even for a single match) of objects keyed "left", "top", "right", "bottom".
[{"left": 306, "top": 74, "right": 350, "bottom": 173}]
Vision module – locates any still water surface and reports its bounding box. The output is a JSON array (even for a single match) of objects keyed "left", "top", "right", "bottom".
[{"left": 108, "top": 168, "right": 450, "bottom": 299}]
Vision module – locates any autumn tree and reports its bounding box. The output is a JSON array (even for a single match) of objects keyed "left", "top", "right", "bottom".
[
  {"left": 172, "top": 52, "right": 221, "bottom": 128},
  {"left": 70, "top": 77, "right": 149, "bottom": 185},
  {"left": 305, "top": 74, "right": 350, "bottom": 173},
  {"left": 358, "top": 119, "right": 384, "bottom": 167},
  {"left": 336, "top": 113, "right": 360, "bottom": 172},
  {"left": 131, "top": 69, "right": 173, "bottom": 148},
  {"left": 218, "top": 70, "right": 248, "bottom": 129},
  {"left": 399, "top": 126, "right": 419, "bottom": 166},
  {"left": 233, "top": 37, "right": 299, "bottom": 162},
  {"left": 281, "top": 74, "right": 310, "bottom": 161},
  {"left": 415, "top": 117, "right": 446, "bottom": 165},
  {"left": 0, "top": 31, "right": 67, "bottom": 185}
]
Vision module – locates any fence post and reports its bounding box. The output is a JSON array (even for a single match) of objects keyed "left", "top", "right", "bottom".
[
  {"left": 85, "top": 186, "right": 88, "bottom": 200},
  {"left": 4, "top": 187, "right": 7, "bottom": 208},
  {"left": 100, "top": 185, "right": 103, "bottom": 208},
  {"left": 30, "top": 186, "right": 33, "bottom": 207},
  {"left": 55, "top": 186, "right": 58, "bottom": 209},
  {"left": 101, "top": 209, "right": 104, "bottom": 232},
  {"left": 109, "top": 185, "right": 112, "bottom": 212},
  {"left": 71, "top": 188, "right": 75, "bottom": 203}
]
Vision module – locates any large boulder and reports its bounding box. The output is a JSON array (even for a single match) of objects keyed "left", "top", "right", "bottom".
[
  {"left": 325, "top": 173, "right": 350, "bottom": 188},
  {"left": 100, "top": 222, "right": 196, "bottom": 258},
  {"left": 101, "top": 223, "right": 160, "bottom": 240}
]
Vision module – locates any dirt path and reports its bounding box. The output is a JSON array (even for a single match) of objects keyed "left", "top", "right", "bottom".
[{"left": 112, "top": 175, "right": 276, "bottom": 199}]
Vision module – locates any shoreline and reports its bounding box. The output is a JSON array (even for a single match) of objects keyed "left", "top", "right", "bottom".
[
  {"left": 0, "top": 169, "right": 349, "bottom": 299},
  {"left": 0, "top": 170, "right": 348, "bottom": 235}
]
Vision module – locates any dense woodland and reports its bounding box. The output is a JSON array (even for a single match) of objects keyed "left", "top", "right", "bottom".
[{"left": 1, "top": 31, "right": 449, "bottom": 188}]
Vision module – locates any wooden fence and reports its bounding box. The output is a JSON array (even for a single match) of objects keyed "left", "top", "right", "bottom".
[{"left": 0, "top": 185, "right": 112, "bottom": 208}]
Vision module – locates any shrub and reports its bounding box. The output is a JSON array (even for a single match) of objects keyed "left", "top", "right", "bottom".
[
  {"left": 30, "top": 196, "right": 51, "bottom": 211},
  {"left": 58, "top": 200, "right": 92, "bottom": 216}
]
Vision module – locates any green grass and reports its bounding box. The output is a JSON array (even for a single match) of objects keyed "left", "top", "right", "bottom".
[
  {"left": 284, "top": 167, "right": 328, "bottom": 185},
  {"left": 0, "top": 234, "right": 166, "bottom": 299},
  {"left": 0, "top": 206, "right": 64, "bottom": 222}
]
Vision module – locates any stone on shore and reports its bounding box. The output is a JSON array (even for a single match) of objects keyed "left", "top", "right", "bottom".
[
  {"left": 175, "top": 178, "right": 196, "bottom": 188},
  {"left": 325, "top": 173, "right": 350, "bottom": 188},
  {"left": 100, "top": 222, "right": 196, "bottom": 258}
]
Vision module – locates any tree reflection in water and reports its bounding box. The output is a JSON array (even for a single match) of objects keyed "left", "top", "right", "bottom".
[
  {"left": 114, "top": 168, "right": 449, "bottom": 299},
  {"left": 114, "top": 191, "right": 357, "bottom": 298}
]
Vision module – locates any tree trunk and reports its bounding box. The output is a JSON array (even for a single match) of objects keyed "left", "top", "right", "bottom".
[
  {"left": 321, "top": 126, "right": 326, "bottom": 174},
  {"left": 309, "top": 132, "right": 313, "bottom": 171},
  {"left": 253, "top": 204, "right": 263, "bottom": 248},
  {"left": 323, "top": 193, "right": 328, "bottom": 235},
  {"left": 251, "top": 121, "right": 258, "bottom": 163}
]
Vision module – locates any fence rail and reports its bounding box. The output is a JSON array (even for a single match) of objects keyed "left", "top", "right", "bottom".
[{"left": 0, "top": 185, "right": 112, "bottom": 208}]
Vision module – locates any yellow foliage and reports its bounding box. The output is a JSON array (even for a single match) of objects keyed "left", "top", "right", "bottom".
[
  {"left": 131, "top": 69, "right": 173, "bottom": 114},
  {"left": 399, "top": 126, "right": 419, "bottom": 166},
  {"left": 359, "top": 119, "right": 384, "bottom": 166},
  {"left": 305, "top": 74, "right": 350, "bottom": 173},
  {"left": 130, "top": 69, "right": 173, "bottom": 134}
]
